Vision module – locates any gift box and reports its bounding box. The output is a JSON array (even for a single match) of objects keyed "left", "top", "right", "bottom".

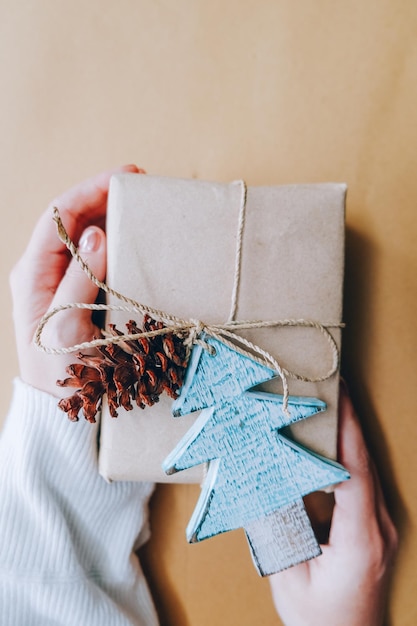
[{"left": 98, "top": 174, "right": 346, "bottom": 485}]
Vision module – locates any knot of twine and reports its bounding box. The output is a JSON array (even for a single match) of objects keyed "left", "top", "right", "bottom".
[{"left": 34, "top": 181, "right": 344, "bottom": 414}]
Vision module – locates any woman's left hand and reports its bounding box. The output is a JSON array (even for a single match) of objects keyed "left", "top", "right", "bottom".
[{"left": 10, "top": 164, "right": 142, "bottom": 397}]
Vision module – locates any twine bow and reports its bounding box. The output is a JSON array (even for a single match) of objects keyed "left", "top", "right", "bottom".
[{"left": 34, "top": 187, "right": 344, "bottom": 414}]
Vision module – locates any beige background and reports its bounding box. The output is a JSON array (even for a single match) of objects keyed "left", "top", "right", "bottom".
[{"left": 0, "top": 2, "right": 415, "bottom": 624}]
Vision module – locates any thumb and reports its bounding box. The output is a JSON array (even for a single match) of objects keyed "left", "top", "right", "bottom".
[{"left": 48, "top": 226, "right": 107, "bottom": 343}]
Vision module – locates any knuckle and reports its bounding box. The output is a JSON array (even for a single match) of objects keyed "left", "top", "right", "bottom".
[
  {"left": 364, "top": 543, "right": 386, "bottom": 579},
  {"left": 65, "top": 262, "right": 84, "bottom": 281},
  {"left": 43, "top": 311, "right": 86, "bottom": 349},
  {"left": 362, "top": 524, "right": 397, "bottom": 579}
]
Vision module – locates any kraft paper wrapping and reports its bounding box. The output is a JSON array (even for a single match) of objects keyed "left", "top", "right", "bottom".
[{"left": 98, "top": 174, "right": 346, "bottom": 483}]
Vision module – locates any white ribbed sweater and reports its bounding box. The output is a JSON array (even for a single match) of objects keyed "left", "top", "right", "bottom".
[{"left": 0, "top": 379, "right": 159, "bottom": 625}]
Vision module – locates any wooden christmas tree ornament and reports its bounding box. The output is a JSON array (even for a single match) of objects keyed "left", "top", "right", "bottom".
[{"left": 163, "top": 336, "right": 349, "bottom": 575}]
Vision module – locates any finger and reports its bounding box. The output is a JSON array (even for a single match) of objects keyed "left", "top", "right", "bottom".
[
  {"left": 25, "top": 164, "right": 143, "bottom": 262},
  {"left": 329, "top": 385, "right": 379, "bottom": 545},
  {"left": 45, "top": 226, "right": 107, "bottom": 346},
  {"left": 269, "top": 559, "right": 311, "bottom": 602},
  {"left": 337, "top": 385, "right": 372, "bottom": 482}
]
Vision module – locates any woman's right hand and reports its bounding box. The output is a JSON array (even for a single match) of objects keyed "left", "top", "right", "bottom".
[{"left": 269, "top": 384, "right": 398, "bottom": 626}]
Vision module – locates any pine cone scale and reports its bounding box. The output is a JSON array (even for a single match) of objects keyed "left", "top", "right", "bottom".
[{"left": 57, "top": 315, "right": 188, "bottom": 423}]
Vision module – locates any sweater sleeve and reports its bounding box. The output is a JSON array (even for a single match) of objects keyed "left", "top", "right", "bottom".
[{"left": 0, "top": 379, "right": 159, "bottom": 626}]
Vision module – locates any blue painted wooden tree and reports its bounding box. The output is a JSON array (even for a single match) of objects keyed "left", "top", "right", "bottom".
[{"left": 163, "top": 335, "right": 349, "bottom": 575}]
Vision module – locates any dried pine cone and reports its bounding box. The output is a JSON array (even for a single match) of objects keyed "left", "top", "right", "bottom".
[{"left": 57, "top": 315, "right": 188, "bottom": 423}]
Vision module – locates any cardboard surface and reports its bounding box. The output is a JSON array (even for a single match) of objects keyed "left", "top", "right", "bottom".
[
  {"left": 1, "top": 2, "right": 416, "bottom": 624},
  {"left": 99, "top": 174, "right": 345, "bottom": 483}
]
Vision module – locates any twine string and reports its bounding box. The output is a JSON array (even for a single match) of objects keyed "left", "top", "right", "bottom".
[
  {"left": 228, "top": 180, "right": 247, "bottom": 323},
  {"left": 34, "top": 186, "right": 344, "bottom": 412}
]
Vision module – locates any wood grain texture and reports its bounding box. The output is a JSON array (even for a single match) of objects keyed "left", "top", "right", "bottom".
[
  {"left": 164, "top": 336, "right": 349, "bottom": 574},
  {"left": 245, "top": 501, "right": 321, "bottom": 576}
]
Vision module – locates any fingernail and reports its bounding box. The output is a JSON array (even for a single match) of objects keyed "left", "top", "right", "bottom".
[{"left": 79, "top": 227, "right": 101, "bottom": 252}]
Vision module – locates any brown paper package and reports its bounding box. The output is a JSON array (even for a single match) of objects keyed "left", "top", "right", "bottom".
[{"left": 98, "top": 174, "right": 346, "bottom": 484}]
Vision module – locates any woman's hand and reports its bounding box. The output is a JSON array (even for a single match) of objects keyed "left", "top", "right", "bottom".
[
  {"left": 10, "top": 164, "right": 142, "bottom": 397},
  {"left": 269, "top": 384, "right": 398, "bottom": 626}
]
